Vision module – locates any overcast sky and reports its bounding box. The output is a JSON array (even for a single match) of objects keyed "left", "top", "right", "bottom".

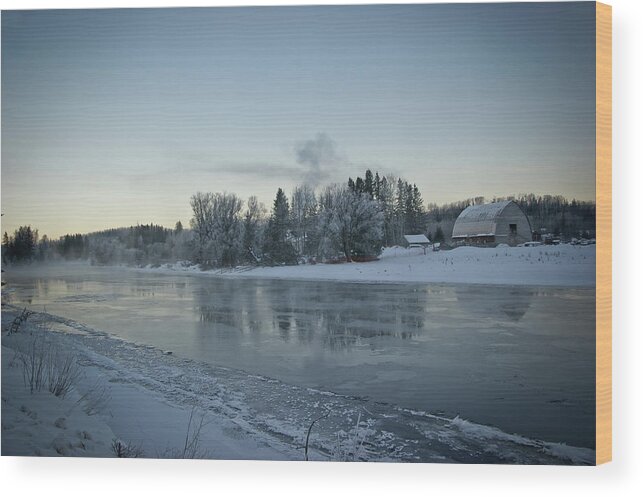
[{"left": 1, "top": 3, "right": 596, "bottom": 239}]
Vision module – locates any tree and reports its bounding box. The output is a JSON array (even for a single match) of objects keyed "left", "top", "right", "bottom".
[
  {"left": 364, "top": 169, "right": 374, "bottom": 199},
  {"left": 408, "top": 184, "right": 426, "bottom": 234},
  {"left": 190, "top": 192, "right": 217, "bottom": 263},
  {"left": 3, "top": 226, "right": 38, "bottom": 262},
  {"left": 317, "top": 185, "right": 383, "bottom": 262},
  {"left": 263, "top": 188, "right": 297, "bottom": 264},
  {"left": 355, "top": 177, "right": 365, "bottom": 195},
  {"left": 175, "top": 220, "right": 183, "bottom": 233},
  {"left": 190, "top": 192, "right": 244, "bottom": 267},
  {"left": 433, "top": 225, "right": 445, "bottom": 244},
  {"left": 379, "top": 175, "right": 396, "bottom": 246},
  {"left": 210, "top": 193, "right": 244, "bottom": 267},
  {"left": 290, "top": 185, "right": 317, "bottom": 256},
  {"left": 242, "top": 196, "right": 266, "bottom": 263}
]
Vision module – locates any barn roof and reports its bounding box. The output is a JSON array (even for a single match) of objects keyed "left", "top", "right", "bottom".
[
  {"left": 404, "top": 234, "right": 431, "bottom": 245},
  {"left": 452, "top": 200, "right": 514, "bottom": 238}
]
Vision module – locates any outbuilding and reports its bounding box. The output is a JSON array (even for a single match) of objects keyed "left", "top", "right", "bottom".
[
  {"left": 404, "top": 234, "right": 432, "bottom": 254},
  {"left": 451, "top": 200, "right": 532, "bottom": 247}
]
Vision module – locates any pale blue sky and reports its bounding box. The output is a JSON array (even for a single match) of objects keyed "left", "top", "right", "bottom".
[{"left": 2, "top": 3, "right": 596, "bottom": 238}]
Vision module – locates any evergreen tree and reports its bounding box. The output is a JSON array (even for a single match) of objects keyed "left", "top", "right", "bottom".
[
  {"left": 4, "top": 226, "right": 38, "bottom": 262},
  {"left": 409, "top": 184, "right": 426, "bottom": 234},
  {"left": 263, "top": 188, "right": 296, "bottom": 264},
  {"left": 355, "top": 177, "right": 365, "bottom": 194},
  {"left": 433, "top": 225, "right": 445, "bottom": 244},
  {"left": 374, "top": 172, "right": 381, "bottom": 200},
  {"left": 364, "top": 169, "right": 374, "bottom": 199}
]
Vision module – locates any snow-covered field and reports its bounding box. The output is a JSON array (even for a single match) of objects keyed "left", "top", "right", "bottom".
[
  {"left": 138, "top": 244, "right": 596, "bottom": 287},
  {"left": 1, "top": 305, "right": 596, "bottom": 464}
]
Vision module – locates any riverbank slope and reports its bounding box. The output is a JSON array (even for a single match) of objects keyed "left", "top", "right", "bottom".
[{"left": 141, "top": 244, "right": 596, "bottom": 287}]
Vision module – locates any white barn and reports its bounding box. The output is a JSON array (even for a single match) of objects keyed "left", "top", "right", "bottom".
[{"left": 451, "top": 200, "right": 532, "bottom": 247}]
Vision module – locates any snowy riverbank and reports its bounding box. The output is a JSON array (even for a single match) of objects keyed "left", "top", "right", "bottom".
[
  {"left": 1, "top": 305, "right": 596, "bottom": 463},
  {"left": 1, "top": 307, "right": 299, "bottom": 460},
  {"left": 137, "top": 244, "right": 596, "bottom": 287}
]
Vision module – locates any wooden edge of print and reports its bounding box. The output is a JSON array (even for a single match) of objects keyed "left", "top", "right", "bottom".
[{"left": 595, "top": 1, "right": 612, "bottom": 465}]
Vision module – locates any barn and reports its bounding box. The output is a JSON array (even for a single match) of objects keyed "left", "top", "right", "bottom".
[{"left": 451, "top": 200, "right": 532, "bottom": 247}]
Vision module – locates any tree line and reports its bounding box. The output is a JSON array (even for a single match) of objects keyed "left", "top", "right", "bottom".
[{"left": 2, "top": 173, "right": 596, "bottom": 267}]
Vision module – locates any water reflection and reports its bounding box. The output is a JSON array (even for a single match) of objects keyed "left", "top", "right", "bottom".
[
  {"left": 196, "top": 280, "right": 425, "bottom": 352},
  {"left": 455, "top": 286, "right": 534, "bottom": 323}
]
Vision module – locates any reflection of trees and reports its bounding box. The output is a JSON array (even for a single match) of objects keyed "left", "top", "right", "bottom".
[
  {"left": 193, "top": 279, "right": 430, "bottom": 353},
  {"left": 131, "top": 287, "right": 156, "bottom": 298},
  {"left": 171, "top": 281, "right": 187, "bottom": 299},
  {"left": 197, "top": 280, "right": 244, "bottom": 329},
  {"left": 455, "top": 286, "right": 533, "bottom": 323},
  {"left": 64, "top": 281, "right": 83, "bottom": 293},
  {"left": 265, "top": 282, "right": 426, "bottom": 352}
]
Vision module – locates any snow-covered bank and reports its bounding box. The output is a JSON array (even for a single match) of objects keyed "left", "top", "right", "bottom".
[
  {"left": 1, "top": 305, "right": 595, "bottom": 464},
  {"left": 1, "top": 308, "right": 298, "bottom": 460},
  {"left": 138, "top": 244, "right": 596, "bottom": 287},
  {"left": 1, "top": 344, "right": 116, "bottom": 457}
]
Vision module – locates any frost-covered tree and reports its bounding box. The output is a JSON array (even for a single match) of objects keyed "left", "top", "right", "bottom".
[
  {"left": 190, "top": 192, "right": 244, "bottom": 267},
  {"left": 317, "top": 184, "right": 383, "bottom": 262},
  {"left": 165, "top": 228, "right": 194, "bottom": 262},
  {"left": 242, "top": 195, "right": 267, "bottom": 263},
  {"left": 210, "top": 192, "right": 244, "bottom": 267},
  {"left": 190, "top": 192, "right": 217, "bottom": 263},
  {"left": 290, "top": 184, "right": 317, "bottom": 257},
  {"left": 379, "top": 175, "right": 396, "bottom": 246}
]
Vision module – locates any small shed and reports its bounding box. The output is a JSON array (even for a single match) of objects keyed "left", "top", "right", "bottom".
[
  {"left": 404, "top": 234, "right": 432, "bottom": 254},
  {"left": 451, "top": 200, "right": 532, "bottom": 247}
]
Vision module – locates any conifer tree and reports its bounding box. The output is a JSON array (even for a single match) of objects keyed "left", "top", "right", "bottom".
[{"left": 263, "top": 188, "right": 296, "bottom": 264}]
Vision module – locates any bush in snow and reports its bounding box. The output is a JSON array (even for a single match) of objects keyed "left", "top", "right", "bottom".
[{"left": 17, "top": 333, "right": 79, "bottom": 398}]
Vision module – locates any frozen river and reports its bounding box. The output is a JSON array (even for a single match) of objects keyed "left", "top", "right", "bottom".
[{"left": 3, "top": 263, "right": 596, "bottom": 458}]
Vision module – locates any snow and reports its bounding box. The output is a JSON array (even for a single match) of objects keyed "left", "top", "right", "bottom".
[
  {"left": 403, "top": 234, "right": 431, "bottom": 244},
  {"left": 1, "top": 311, "right": 299, "bottom": 460},
  {"left": 137, "top": 244, "right": 595, "bottom": 287},
  {"left": 1, "top": 345, "right": 116, "bottom": 457}
]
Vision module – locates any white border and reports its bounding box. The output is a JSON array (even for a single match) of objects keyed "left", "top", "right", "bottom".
[{"left": 1, "top": 1, "right": 641, "bottom": 495}]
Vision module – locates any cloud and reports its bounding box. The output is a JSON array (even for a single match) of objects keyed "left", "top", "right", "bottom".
[{"left": 294, "top": 133, "right": 341, "bottom": 187}]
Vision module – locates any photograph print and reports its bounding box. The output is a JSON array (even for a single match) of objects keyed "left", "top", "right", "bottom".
[{"left": 1, "top": 2, "right": 604, "bottom": 464}]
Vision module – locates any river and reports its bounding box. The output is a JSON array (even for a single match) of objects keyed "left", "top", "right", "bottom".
[{"left": 2, "top": 263, "right": 596, "bottom": 457}]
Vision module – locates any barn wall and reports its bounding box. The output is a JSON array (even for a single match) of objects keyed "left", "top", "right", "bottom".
[{"left": 494, "top": 203, "right": 532, "bottom": 245}]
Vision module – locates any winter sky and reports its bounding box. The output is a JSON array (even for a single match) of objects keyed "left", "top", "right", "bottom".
[{"left": 1, "top": 3, "right": 596, "bottom": 239}]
